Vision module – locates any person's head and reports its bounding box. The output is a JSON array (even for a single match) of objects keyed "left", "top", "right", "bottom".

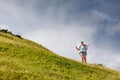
[{"left": 81, "top": 41, "right": 84, "bottom": 45}]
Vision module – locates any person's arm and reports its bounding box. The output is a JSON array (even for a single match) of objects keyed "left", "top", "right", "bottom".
[
  {"left": 85, "top": 44, "right": 89, "bottom": 51},
  {"left": 76, "top": 46, "right": 80, "bottom": 51}
]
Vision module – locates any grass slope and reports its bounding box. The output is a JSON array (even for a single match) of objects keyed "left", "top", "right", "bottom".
[{"left": 0, "top": 32, "right": 120, "bottom": 80}]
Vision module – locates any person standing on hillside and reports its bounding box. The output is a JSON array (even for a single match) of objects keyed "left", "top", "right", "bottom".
[{"left": 75, "top": 41, "right": 89, "bottom": 63}]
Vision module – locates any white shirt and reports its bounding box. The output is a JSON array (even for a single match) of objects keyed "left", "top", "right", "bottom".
[{"left": 80, "top": 45, "right": 86, "bottom": 52}]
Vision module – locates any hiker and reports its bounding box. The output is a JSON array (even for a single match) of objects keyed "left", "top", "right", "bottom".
[{"left": 75, "top": 41, "right": 89, "bottom": 63}]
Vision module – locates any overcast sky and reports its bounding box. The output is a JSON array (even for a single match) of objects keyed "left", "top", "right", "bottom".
[{"left": 0, "top": 0, "right": 120, "bottom": 70}]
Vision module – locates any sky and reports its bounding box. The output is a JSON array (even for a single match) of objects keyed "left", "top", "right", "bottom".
[{"left": 0, "top": 0, "right": 120, "bottom": 70}]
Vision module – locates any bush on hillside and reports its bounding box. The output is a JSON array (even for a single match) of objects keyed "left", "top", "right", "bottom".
[
  {"left": 0, "top": 28, "right": 22, "bottom": 39},
  {"left": 15, "top": 35, "right": 22, "bottom": 38},
  {"left": 97, "top": 63, "right": 104, "bottom": 66},
  {"left": 0, "top": 29, "right": 8, "bottom": 33},
  {"left": 7, "top": 31, "right": 13, "bottom": 35},
  {"left": 93, "top": 63, "right": 104, "bottom": 67}
]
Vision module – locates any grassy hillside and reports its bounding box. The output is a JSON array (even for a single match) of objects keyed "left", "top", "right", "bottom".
[{"left": 0, "top": 32, "right": 120, "bottom": 80}]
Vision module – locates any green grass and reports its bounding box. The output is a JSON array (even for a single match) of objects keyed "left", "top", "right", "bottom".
[{"left": 0, "top": 32, "right": 120, "bottom": 80}]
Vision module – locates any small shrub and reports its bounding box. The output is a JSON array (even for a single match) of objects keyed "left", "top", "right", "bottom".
[
  {"left": 7, "top": 31, "right": 13, "bottom": 35},
  {"left": 0, "top": 28, "right": 22, "bottom": 39},
  {"left": 0, "top": 29, "right": 8, "bottom": 33},
  {"left": 15, "top": 35, "right": 22, "bottom": 38},
  {"left": 97, "top": 63, "right": 104, "bottom": 66}
]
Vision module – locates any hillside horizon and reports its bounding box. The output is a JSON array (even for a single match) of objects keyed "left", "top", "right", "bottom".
[{"left": 0, "top": 31, "right": 120, "bottom": 80}]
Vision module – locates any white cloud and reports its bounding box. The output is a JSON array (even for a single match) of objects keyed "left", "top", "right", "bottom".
[
  {"left": 92, "top": 10, "right": 111, "bottom": 21},
  {"left": 0, "top": 24, "right": 13, "bottom": 31},
  {"left": 106, "top": 22, "right": 120, "bottom": 36}
]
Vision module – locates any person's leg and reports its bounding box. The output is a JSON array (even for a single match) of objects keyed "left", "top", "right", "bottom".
[
  {"left": 83, "top": 54, "right": 87, "bottom": 63},
  {"left": 81, "top": 54, "right": 84, "bottom": 62}
]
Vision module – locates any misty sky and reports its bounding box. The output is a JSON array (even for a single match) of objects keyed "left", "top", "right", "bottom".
[{"left": 0, "top": 0, "right": 120, "bottom": 70}]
